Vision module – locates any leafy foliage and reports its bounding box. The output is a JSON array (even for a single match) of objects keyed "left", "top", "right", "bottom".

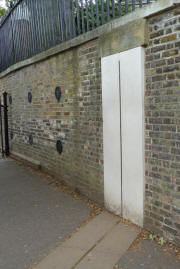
[
  {"left": 0, "top": 6, "right": 6, "bottom": 17},
  {"left": 0, "top": 0, "right": 6, "bottom": 17},
  {"left": 0, "top": 0, "right": 16, "bottom": 18},
  {"left": 149, "top": 234, "right": 167, "bottom": 246},
  {"left": 158, "top": 237, "right": 166, "bottom": 246},
  {"left": 149, "top": 234, "right": 157, "bottom": 241},
  {"left": 5, "top": 0, "right": 15, "bottom": 8},
  {"left": 74, "top": 0, "right": 131, "bottom": 34}
]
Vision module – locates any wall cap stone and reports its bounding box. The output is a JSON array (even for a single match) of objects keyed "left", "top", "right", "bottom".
[
  {"left": 99, "top": 19, "right": 147, "bottom": 58},
  {"left": 0, "top": 0, "right": 179, "bottom": 78}
]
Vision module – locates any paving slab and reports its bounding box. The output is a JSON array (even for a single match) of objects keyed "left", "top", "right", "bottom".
[
  {"left": 34, "top": 212, "right": 140, "bottom": 269},
  {"left": 64, "top": 211, "right": 120, "bottom": 250},
  {"left": 0, "top": 158, "right": 92, "bottom": 269},
  {"left": 34, "top": 212, "right": 120, "bottom": 269},
  {"left": 75, "top": 222, "right": 140, "bottom": 269},
  {"left": 117, "top": 239, "right": 180, "bottom": 269}
]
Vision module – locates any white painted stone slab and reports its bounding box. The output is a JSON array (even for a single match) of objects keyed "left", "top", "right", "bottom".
[
  {"left": 102, "top": 54, "right": 122, "bottom": 215},
  {"left": 120, "top": 47, "right": 145, "bottom": 227},
  {"left": 102, "top": 47, "right": 145, "bottom": 227}
]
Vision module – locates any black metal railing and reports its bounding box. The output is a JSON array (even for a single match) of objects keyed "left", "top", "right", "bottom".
[{"left": 0, "top": 0, "right": 156, "bottom": 73}]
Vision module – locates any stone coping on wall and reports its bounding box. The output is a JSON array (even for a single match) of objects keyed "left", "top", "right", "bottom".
[{"left": 0, "top": 0, "right": 179, "bottom": 78}]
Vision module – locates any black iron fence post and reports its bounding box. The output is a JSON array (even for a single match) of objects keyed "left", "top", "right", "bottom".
[
  {"left": 3, "top": 92, "right": 9, "bottom": 156},
  {"left": 0, "top": 103, "right": 4, "bottom": 157}
]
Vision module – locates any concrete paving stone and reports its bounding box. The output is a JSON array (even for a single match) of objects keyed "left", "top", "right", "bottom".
[
  {"left": 75, "top": 251, "right": 120, "bottom": 269},
  {"left": 32, "top": 246, "right": 85, "bottom": 269},
  {"left": 34, "top": 212, "right": 120, "bottom": 269},
  {"left": 75, "top": 222, "right": 140, "bottom": 269},
  {"left": 65, "top": 211, "right": 120, "bottom": 250}
]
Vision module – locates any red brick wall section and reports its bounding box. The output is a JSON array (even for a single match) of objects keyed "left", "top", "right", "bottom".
[
  {"left": 0, "top": 39, "right": 104, "bottom": 204},
  {"left": 145, "top": 8, "right": 180, "bottom": 245}
]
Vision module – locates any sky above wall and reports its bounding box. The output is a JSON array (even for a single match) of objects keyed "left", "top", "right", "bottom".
[{"left": 1, "top": 0, "right": 6, "bottom": 8}]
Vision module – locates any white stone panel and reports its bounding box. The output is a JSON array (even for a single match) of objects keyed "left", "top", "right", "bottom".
[
  {"left": 102, "top": 54, "right": 122, "bottom": 215},
  {"left": 120, "top": 47, "right": 145, "bottom": 227},
  {"left": 102, "top": 47, "right": 145, "bottom": 226}
]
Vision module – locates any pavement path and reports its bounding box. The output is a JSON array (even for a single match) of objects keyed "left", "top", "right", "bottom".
[
  {"left": 33, "top": 212, "right": 140, "bottom": 269},
  {"left": 0, "top": 158, "right": 92, "bottom": 269},
  {"left": 117, "top": 239, "right": 180, "bottom": 269},
  {"left": 1, "top": 157, "right": 179, "bottom": 269},
  {"left": 0, "top": 157, "right": 140, "bottom": 269}
]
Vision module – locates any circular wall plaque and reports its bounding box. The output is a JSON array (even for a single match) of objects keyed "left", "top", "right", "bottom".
[
  {"left": 9, "top": 95, "right": 12, "bottom": 104},
  {"left": 56, "top": 140, "right": 63, "bottom": 154},
  {"left": 28, "top": 92, "right": 32, "bottom": 103},
  {"left": 29, "top": 134, "right": 33, "bottom": 145},
  {"left": 55, "top": 86, "right": 61, "bottom": 102}
]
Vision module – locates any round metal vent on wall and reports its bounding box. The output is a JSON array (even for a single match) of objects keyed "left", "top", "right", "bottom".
[
  {"left": 56, "top": 140, "right": 63, "bottom": 155},
  {"left": 9, "top": 95, "right": 12, "bottom": 104},
  {"left": 29, "top": 134, "right": 33, "bottom": 145},
  {"left": 55, "top": 86, "right": 61, "bottom": 102},
  {"left": 28, "top": 92, "right": 32, "bottom": 103}
]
